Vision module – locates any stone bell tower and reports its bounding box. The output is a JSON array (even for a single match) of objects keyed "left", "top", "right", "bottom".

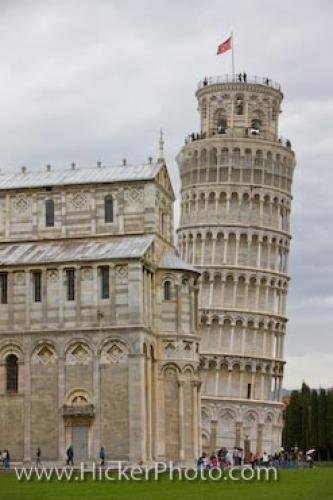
[{"left": 177, "top": 75, "right": 296, "bottom": 454}]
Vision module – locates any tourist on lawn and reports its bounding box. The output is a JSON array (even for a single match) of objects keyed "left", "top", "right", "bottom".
[
  {"left": 196, "top": 452, "right": 207, "bottom": 470},
  {"left": 306, "top": 451, "right": 315, "bottom": 468},
  {"left": 225, "top": 450, "right": 233, "bottom": 467},
  {"left": 291, "top": 448, "right": 298, "bottom": 468},
  {"left": 66, "top": 445, "right": 74, "bottom": 466},
  {"left": 217, "top": 447, "right": 227, "bottom": 467},
  {"left": 272, "top": 452, "right": 280, "bottom": 468},
  {"left": 36, "top": 447, "right": 42, "bottom": 467},
  {"left": 209, "top": 453, "right": 219, "bottom": 468},
  {"left": 254, "top": 451, "right": 260, "bottom": 467},
  {"left": 262, "top": 451, "right": 269, "bottom": 466},
  {"left": 249, "top": 452, "right": 256, "bottom": 469},
  {"left": 3, "top": 450, "right": 10, "bottom": 469},
  {"left": 99, "top": 446, "right": 105, "bottom": 466}
]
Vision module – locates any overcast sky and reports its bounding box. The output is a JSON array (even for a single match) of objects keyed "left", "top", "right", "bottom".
[{"left": 0, "top": 0, "right": 332, "bottom": 389}]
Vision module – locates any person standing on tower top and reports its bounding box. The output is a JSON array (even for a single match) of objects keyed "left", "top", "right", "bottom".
[{"left": 243, "top": 72, "right": 247, "bottom": 82}]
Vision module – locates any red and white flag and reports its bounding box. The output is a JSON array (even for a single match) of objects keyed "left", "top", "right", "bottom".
[{"left": 217, "top": 35, "right": 232, "bottom": 55}]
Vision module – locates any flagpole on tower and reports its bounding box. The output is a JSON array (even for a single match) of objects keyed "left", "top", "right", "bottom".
[{"left": 231, "top": 31, "right": 235, "bottom": 78}]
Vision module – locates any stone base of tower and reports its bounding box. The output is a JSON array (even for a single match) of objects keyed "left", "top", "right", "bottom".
[{"left": 201, "top": 398, "right": 283, "bottom": 458}]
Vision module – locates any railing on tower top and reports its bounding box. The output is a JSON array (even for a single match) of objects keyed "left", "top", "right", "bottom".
[
  {"left": 197, "top": 75, "right": 282, "bottom": 91},
  {"left": 185, "top": 131, "right": 292, "bottom": 149}
]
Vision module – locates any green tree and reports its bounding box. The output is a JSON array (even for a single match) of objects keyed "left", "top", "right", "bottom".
[
  {"left": 284, "top": 385, "right": 332, "bottom": 460},
  {"left": 318, "top": 388, "right": 328, "bottom": 460},
  {"left": 300, "top": 382, "right": 311, "bottom": 451},
  {"left": 284, "top": 390, "right": 302, "bottom": 449},
  {"left": 311, "top": 389, "right": 319, "bottom": 450},
  {"left": 326, "top": 389, "right": 333, "bottom": 460}
]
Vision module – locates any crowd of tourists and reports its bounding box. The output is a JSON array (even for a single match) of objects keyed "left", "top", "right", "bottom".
[
  {"left": 0, "top": 445, "right": 315, "bottom": 470},
  {"left": 197, "top": 447, "right": 315, "bottom": 469}
]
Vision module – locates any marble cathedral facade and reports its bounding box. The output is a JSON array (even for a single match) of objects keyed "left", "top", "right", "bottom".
[{"left": 0, "top": 159, "right": 201, "bottom": 463}]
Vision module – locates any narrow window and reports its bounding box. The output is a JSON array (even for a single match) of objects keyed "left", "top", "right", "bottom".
[
  {"left": 100, "top": 266, "right": 110, "bottom": 299},
  {"left": 33, "top": 271, "right": 42, "bottom": 302},
  {"left": 247, "top": 383, "right": 252, "bottom": 399},
  {"left": 66, "top": 269, "right": 75, "bottom": 301},
  {"left": 251, "top": 118, "right": 262, "bottom": 133},
  {"left": 45, "top": 199, "right": 55, "bottom": 227},
  {"left": 6, "top": 354, "right": 18, "bottom": 393},
  {"left": 217, "top": 118, "right": 227, "bottom": 134},
  {"left": 0, "top": 272, "right": 8, "bottom": 304},
  {"left": 163, "top": 281, "right": 171, "bottom": 301},
  {"left": 235, "top": 96, "right": 244, "bottom": 115},
  {"left": 161, "top": 212, "right": 165, "bottom": 236},
  {"left": 104, "top": 195, "right": 113, "bottom": 223}
]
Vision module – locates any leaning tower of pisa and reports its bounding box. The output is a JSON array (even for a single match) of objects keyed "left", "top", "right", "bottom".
[{"left": 177, "top": 75, "right": 296, "bottom": 455}]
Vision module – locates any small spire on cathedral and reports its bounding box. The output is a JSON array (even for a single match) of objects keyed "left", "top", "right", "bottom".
[{"left": 158, "top": 129, "right": 164, "bottom": 162}]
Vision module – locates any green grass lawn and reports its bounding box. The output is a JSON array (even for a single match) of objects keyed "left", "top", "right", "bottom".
[{"left": 0, "top": 466, "right": 332, "bottom": 500}]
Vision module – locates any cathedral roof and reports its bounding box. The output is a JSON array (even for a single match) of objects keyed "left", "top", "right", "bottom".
[
  {"left": 0, "top": 235, "right": 154, "bottom": 266},
  {"left": 0, "top": 163, "right": 162, "bottom": 191},
  {"left": 160, "top": 249, "right": 200, "bottom": 274}
]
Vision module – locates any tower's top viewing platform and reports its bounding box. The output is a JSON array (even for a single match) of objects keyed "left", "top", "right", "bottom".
[
  {"left": 187, "top": 73, "right": 289, "bottom": 146},
  {"left": 196, "top": 74, "right": 283, "bottom": 95}
]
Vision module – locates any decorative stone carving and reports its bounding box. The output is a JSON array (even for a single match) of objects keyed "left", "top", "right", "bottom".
[
  {"left": 32, "top": 344, "right": 57, "bottom": 365},
  {"left": 14, "top": 272, "right": 25, "bottom": 285},
  {"left": 101, "top": 340, "right": 128, "bottom": 364},
  {"left": 115, "top": 265, "right": 128, "bottom": 283},
  {"left": 163, "top": 341, "right": 179, "bottom": 358},
  {"left": 47, "top": 270, "right": 59, "bottom": 282},
  {"left": 69, "top": 191, "right": 88, "bottom": 210},
  {"left": 66, "top": 343, "right": 91, "bottom": 365},
  {"left": 124, "top": 188, "right": 143, "bottom": 204},
  {"left": 81, "top": 267, "right": 93, "bottom": 281},
  {"left": 12, "top": 194, "right": 31, "bottom": 216}
]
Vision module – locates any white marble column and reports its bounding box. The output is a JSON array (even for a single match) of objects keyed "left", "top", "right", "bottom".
[
  {"left": 146, "top": 355, "right": 153, "bottom": 461},
  {"left": 208, "top": 279, "right": 214, "bottom": 309},
  {"left": 241, "top": 326, "right": 246, "bottom": 355},
  {"left": 128, "top": 353, "right": 146, "bottom": 462},
  {"left": 223, "top": 236, "right": 228, "bottom": 263},
  {"left": 178, "top": 379, "right": 185, "bottom": 461},
  {"left": 214, "top": 366, "right": 219, "bottom": 396},
  {"left": 257, "top": 240, "right": 262, "bottom": 268},
  {"left": 23, "top": 339, "right": 31, "bottom": 463},
  {"left": 191, "top": 381, "right": 200, "bottom": 458},
  {"left": 58, "top": 355, "right": 65, "bottom": 460},
  {"left": 235, "top": 236, "right": 240, "bottom": 266},
  {"left": 212, "top": 237, "right": 217, "bottom": 265},
  {"left": 230, "top": 324, "right": 235, "bottom": 353},
  {"left": 232, "top": 280, "right": 237, "bottom": 308},
  {"left": 251, "top": 370, "right": 256, "bottom": 399},
  {"left": 244, "top": 280, "right": 249, "bottom": 309},
  {"left": 227, "top": 369, "right": 232, "bottom": 397},
  {"left": 260, "top": 372, "right": 265, "bottom": 400},
  {"left": 239, "top": 369, "right": 244, "bottom": 398},
  {"left": 92, "top": 352, "right": 101, "bottom": 459}
]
